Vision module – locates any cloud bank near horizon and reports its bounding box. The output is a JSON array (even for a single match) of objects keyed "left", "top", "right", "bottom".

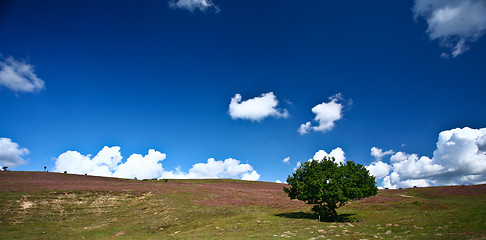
[
  {"left": 367, "top": 127, "right": 486, "bottom": 189},
  {"left": 161, "top": 158, "right": 260, "bottom": 180},
  {"left": 53, "top": 146, "right": 260, "bottom": 181},
  {"left": 296, "top": 127, "right": 486, "bottom": 189}
]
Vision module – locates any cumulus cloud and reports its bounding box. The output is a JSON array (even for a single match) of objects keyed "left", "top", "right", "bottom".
[
  {"left": 276, "top": 180, "right": 282, "bottom": 183},
  {"left": 229, "top": 92, "right": 289, "bottom": 121},
  {"left": 0, "top": 56, "right": 45, "bottom": 93},
  {"left": 434, "top": 128, "right": 486, "bottom": 175},
  {"left": 113, "top": 149, "right": 165, "bottom": 179},
  {"left": 366, "top": 147, "right": 395, "bottom": 182},
  {"left": 298, "top": 94, "right": 344, "bottom": 134},
  {"left": 369, "top": 127, "right": 486, "bottom": 189},
  {"left": 366, "top": 160, "right": 391, "bottom": 180},
  {"left": 189, "top": 158, "right": 252, "bottom": 178},
  {"left": 311, "top": 147, "right": 346, "bottom": 164},
  {"left": 161, "top": 158, "right": 260, "bottom": 181},
  {"left": 413, "top": 0, "right": 486, "bottom": 57},
  {"left": 371, "top": 147, "right": 395, "bottom": 161},
  {"left": 296, "top": 147, "right": 347, "bottom": 171},
  {"left": 0, "top": 138, "right": 29, "bottom": 168},
  {"left": 241, "top": 171, "right": 261, "bottom": 181},
  {"left": 54, "top": 146, "right": 160, "bottom": 178},
  {"left": 282, "top": 157, "right": 290, "bottom": 164},
  {"left": 92, "top": 146, "right": 123, "bottom": 170},
  {"left": 298, "top": 122, "right": 311, "bottom": 135},
  {"left": 168, "top": 0, "right": 220, "bottom": 13},
  {"left": 382, "top": 172, "right": 430, "bottom": 190},
  {"left": 54, "top": 147, "right": 259, "bottom": 181},
  {"left": 55, "top": 150, "right": 100, "bottom": 175},
  {"left": 391, "top": 153, "right": 443, "bottom": 180}
]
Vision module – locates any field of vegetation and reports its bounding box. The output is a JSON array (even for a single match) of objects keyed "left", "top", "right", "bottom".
[{"left": 1, "top": 171, "right": 485, "bottom": 239}]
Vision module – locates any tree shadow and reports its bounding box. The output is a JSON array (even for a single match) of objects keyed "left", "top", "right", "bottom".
[
  {"left": 275, "top": 212, "right": 357, "bottom": 222},
  {"left": 275, "top": 212, "right": 316, "bottom": 220}
]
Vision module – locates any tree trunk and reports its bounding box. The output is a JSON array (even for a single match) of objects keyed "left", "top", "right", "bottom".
[{"left": 330, "top": 208, "right": 338, "bottom": 221}]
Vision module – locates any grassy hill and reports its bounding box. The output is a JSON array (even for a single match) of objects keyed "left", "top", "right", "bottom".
[{"left": 1, "top": 171, "right": 485, "bottom": 239}]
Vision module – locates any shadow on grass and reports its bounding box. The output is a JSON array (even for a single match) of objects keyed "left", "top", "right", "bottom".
[
  {"left": 275, "top": 212, "right": 316, "bottom": 220},
  {"left": 275, "top": 212, "right": 356, "bottom": 222}
]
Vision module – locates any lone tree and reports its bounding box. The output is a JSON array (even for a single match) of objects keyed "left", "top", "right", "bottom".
[{"left": 284, "top": 157, "right": 377, "bottom": 221}]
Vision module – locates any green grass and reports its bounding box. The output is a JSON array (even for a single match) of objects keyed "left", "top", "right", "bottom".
[{"left": 0, "top": 178, "right": 485, "bottom": 239}]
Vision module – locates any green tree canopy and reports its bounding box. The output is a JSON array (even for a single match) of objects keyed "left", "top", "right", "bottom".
[{"left": 284, "top": 157, "right": 377, "bottom": 221}]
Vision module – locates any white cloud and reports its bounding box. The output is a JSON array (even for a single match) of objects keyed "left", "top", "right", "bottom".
[
  {"left": 113, "top": 149, "right": 165, "bottom": 179},
  {"left": 391, "top": 153, "right": 443, "bottom": 180},
  {"left": 413, "top": 0, "right": 486, "bottom": 57},
  {"left": 241, "top": 171, "right": 260, "bottom": 181},
  {"left": 370, "top": 127, "right": 486, "bottom": 189},
  {"left": 390, "top": 151, "right": 408, "bottom": 163},
  {"left": 55, "top": 150, "right": 98, "bottom": 175},
  {"left": 298, "top": 122, "right": 312, "bottom": 135},
  {"left": 371, "top": 147, "right": 395, "bottom": 161},
  {"left": 229, "top": 92, "right": 289, "bottom": 121},
  {"left": 433, "top": 127, "right": 486, "bottom": 175},
  {"left": 161, "top": 158, "right": 260, "bottom": 181},
  {"left": 168, "top": 0, "right": 220, "bottom": 13},
  {"left": 0, "top": 138, "right": 29, "bottom": 167},
  {"left": 298, "top": 94, "right": 344, "bottom": 134},
  {"left": 53, "top": 146, "right": 147, "bottom": 178},
  {"left": 293, "top": 161, "right": 302, "bottom": 171},
  {"left": 282, "top": 157, "right": 290, "bottom": 164},
  {"left": 382, "top": 172, "right": 431, "bottom": 189},
  {"left": 92, "top": 146, "right": 123, "bottom": 170},
  {"left": 366, "top": 160, "right": 391, "bottom": 179},
  {"left": 0, "top": 56, "right": 45, "bottom": 93},
  {"left": 189, "top": 158, "right": 252, "bottom": 178},
  {"left": 54, "top": 147, "right": 260, "bottom": 181},
  {"left": 367, "top": 147, "right": 397, "bottom": 182},
  {"left": 311, "top": 147, "right": 346, "bottom": 164}
]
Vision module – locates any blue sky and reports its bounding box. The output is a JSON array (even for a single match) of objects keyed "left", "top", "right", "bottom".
[{"left": 1, "top": 0, "right": 485, "bottom": 187}]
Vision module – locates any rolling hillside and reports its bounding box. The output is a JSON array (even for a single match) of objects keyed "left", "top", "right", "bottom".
[{"left": 1, "top": 171, "right": 485, "bottom": 239}]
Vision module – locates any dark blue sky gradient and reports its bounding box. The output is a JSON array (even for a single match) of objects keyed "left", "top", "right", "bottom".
[{"left": 1, "top": 0, "right": 485, "bottom": 181}]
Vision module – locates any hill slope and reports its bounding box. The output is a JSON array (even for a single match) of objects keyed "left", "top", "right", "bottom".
[{"left": 1, "top": 171, "right": 485, "bottom": 239}]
